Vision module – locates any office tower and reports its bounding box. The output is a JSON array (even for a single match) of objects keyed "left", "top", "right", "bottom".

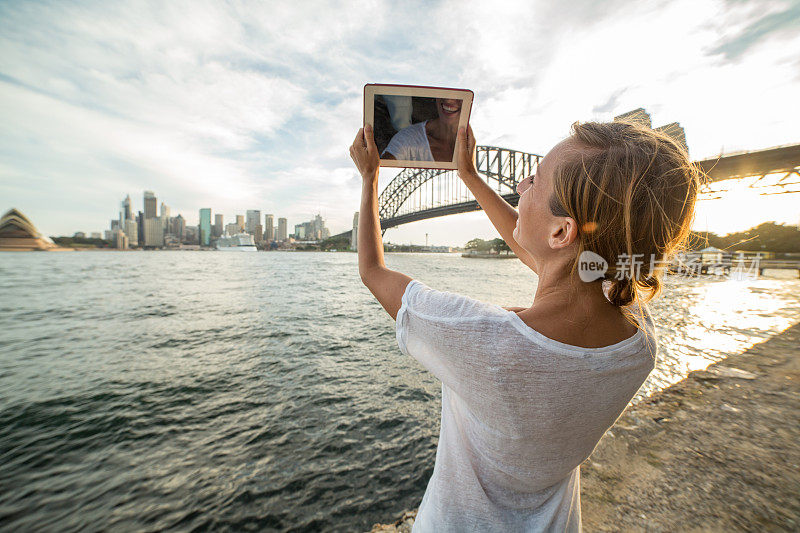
[
  {"left": 294, "top": 224, "right": 306, "bottom": 240},
  {"left": 110, "top": 219, "right": 120, "bottom": 231},
  {"left": 264, "top": 214, "right": 274, "bottom": 241},
  {"left": 120, "top": 195, "right": 132, "bottom": 222},
  {"left": 254, "top": 225, "right": 263, "bottom": 244},
  {"left": 614, "top": 108, "right": 651, "bottom": 128},
  {"left": 351, "top": 212, "right": 358, "bottom": 251},
  {"left": 124, "top": 219, "right": 138, "bottom": 247},
  {"left": 199, "top": 208, "right": 212, "bottom": 247},
  {"left": 136, "top": 211, "right": 143, "bottom": 247},
  {"left": 236, "top": 215, "right": 245, "bottom": 232},
  {"left": 143, "top": 191, "right": 157, "bottom": 219},
  {"left": 173, "top": 214, "right": 186, "bottom": 241},
  {"left": 277, "top": 218, "right": 287, "bottom": 241},
  {"left": 245, "top": 210, "right": 261, "bottom": 235},
  {"left": 225, "top": 222, "right": 240, "bottom": 236},
  {"left": 144, "top": 218, "right": 164, "bottom": 248},
  {"left": 214, "top": 214, "right": 223, "bottom": 238},
  {"left": 654, "top": 122, "right": 689, "bottom": 155},
  {"left": 161, "top": 202, "right": 170, "bottom": 218}
]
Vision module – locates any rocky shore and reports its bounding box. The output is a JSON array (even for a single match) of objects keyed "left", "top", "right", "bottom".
[{"left": 369, "top": 321, "right": 800, "bottom": 532}]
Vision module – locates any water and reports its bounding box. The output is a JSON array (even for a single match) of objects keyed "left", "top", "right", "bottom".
[{"left": 1, "top": 251, "right": 798, "bottom": 532}]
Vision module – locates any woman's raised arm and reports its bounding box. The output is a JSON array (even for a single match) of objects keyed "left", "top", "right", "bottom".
[{"left": 456, "top": 126, "right": 537, "bottom": 270}]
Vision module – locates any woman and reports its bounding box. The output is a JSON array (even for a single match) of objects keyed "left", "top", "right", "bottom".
[
  {"left": 382, "top": 98, "right": 462, "bottom": 162},
  {"left": 349, "top": 120, "right": 699, "bottom": 532}
]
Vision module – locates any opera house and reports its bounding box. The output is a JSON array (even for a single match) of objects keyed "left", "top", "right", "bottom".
[{"left": 0, "top": 208, "right": 63, "bottom": 251}]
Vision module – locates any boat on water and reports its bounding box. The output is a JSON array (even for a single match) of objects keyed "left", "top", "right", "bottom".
[{"left": 215, "top": 233, "right": 258, "bottom": 251}]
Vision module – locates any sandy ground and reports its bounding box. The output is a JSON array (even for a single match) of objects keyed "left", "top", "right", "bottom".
[{"left": 369, "top": 322, "right": 800, "bottom": 532}]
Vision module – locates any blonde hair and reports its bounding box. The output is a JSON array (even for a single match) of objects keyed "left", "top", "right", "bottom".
[{"left": 549, "top": 120, "right": 702, "bottom": 312}]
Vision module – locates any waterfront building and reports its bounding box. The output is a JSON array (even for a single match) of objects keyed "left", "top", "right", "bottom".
[
  {"left": 124, "top": 219, "right": 138, "bottom": 247},
  {"left": 114, "top": 229, "right": 129, "bottom": 250},
  {"left": 236, "top": 215, "right": 245, "bottom": 232},
  {"left": 614, "top": 108, "right": 651, "bottom": 128},
  {"left": 214, "top": 214, "right": 223, "bottom": 238},
  {"left": 254, "top": 224, "right": 263, "bottom": 244},
  {"left": 143, "top": 191, "right": 157, "bottom": 219},
  {"left": 136, "top": 211, "right": 143, "bottom": 247},
  {"left": 225, "top": 222, "right": 240, "bottom": 236},
  {"left": 143, "top": 218, "right": 164, "bottom": 248},
  {"left": 294, "top": 224, "right": 306, "bottom": 240},
  {"left": 277, "top": 217, "right": 287, "bottom": 241},
  {"left": 199, "top": 208, "right": 212, "bottom": 247},
  {"left": 264, "top": 214, "right": 274, "bottom": 241},
  {"left": 655, "top": 122, "right": 689, "bottom": 154},
  {"left": 0, "top": 209, "right": 58, "bottom": 251},
  {"left": 104, "top": 230, "right": 112, "bottom": 241},
  {"left": 74, "top": 231, "right": 86, "bottom": 238},
  {"left": 351, "top": 212, "right": 358, "bottom": 251},
  {"left": 245, "top": 210, "right": 261, "bottom": 235}
]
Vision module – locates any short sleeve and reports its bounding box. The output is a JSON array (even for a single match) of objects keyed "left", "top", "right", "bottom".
[
  {"left": 395, "top": 279, "right": 507, "bottom": 402},
  {"left": 383, "top": 129, "right": 409, "bottom": 160}
]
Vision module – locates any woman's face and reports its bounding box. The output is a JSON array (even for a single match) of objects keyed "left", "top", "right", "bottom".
[
  {"left": 513, "top": 139, "right": 574, "bottom": 259},
  {"left": 434, "top": 98, "right": 462, "bottom": 125}
]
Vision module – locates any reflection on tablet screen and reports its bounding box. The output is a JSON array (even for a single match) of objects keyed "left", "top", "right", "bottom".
[{"left": 374, "top": 95, "right": 463, "bottom": 163}]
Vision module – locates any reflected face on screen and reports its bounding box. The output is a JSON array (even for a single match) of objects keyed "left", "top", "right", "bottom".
[
  {"left": 375, "top": 95, "right": 464, "bottom": 163},
  {"left": 435, "top": 98, "right": 462, "bottom": 125}
]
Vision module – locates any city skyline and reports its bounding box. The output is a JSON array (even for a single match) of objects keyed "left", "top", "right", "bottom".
[
  {"left": 1, "top": 1, "right": 799, "bottom": 245},
  {"left": 99, "top": 188, "right": 330, "bottom": 249}
]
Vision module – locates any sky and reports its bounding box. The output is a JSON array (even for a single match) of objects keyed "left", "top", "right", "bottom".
[{"left": 1, "top": 0, "right": 798, "bottom": 246}]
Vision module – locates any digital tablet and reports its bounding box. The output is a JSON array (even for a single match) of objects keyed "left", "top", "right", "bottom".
[{"left": 363, "top": 84, "right": 473, "bottom": 170}]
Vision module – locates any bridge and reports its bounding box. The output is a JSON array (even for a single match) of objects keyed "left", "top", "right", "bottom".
[{"left": 331, "top": 143, "right": 800, "bottom": 240}]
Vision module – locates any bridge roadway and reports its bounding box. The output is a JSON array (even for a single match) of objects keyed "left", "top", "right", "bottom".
[{"left": 331, "top": 143, "right": 800, "bottom": 240}]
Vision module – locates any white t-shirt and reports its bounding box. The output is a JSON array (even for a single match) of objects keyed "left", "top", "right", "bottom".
[
  {"left": 395, "top": 279, "right": 658, "bottom": 532},
  {"left": 383, "top": 120, "right": 434, "bottom": 161}
]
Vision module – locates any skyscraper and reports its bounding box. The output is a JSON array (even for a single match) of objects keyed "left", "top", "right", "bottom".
[
  {"left": 143, "top": 191, "right": 157, "bottom": 219},
  {"left": 199, "top": 208, "right": 212, "bottom": 247},
  {"left": 160, "top": 202, "right": 170, "bottom": 218},
  {"left": 236, "top": 215, "right": 245, "bottom": 232},
  {"left": 264, "top": 214, "right": 274, "bottom": 241},
  {"left": 245, "top": 210, "right": 261, "bottom": 235},
  {"left": 214, "top": 214, "right": 223, "bottom": 238},
  {"left": 277, "top": 217, "right": 287, "bottom": 241},
  {"left": 120, "top": 195, "right": 132, "bottom": 222}
]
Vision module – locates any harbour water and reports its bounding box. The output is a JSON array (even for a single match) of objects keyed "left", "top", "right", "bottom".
[{"left": 1, "top": 251, "right": 799, "bottom": 532}]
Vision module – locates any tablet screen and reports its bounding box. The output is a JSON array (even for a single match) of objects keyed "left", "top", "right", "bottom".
[{"left": 364, "top": 84, "right": 473, "bottom": 170}]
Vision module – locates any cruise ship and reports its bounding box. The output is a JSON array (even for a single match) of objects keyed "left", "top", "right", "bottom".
[{"left": 214, "top": 233, "right": 257, "bottom": 251}]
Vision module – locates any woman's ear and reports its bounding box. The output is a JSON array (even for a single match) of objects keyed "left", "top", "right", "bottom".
[{"left": 548, "top": 217, "right": 579, "bottom": 250}]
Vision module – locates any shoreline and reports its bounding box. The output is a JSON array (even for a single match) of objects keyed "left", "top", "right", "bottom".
[{"left": 369, "top": 321, "right": 800, "bottom": 532}]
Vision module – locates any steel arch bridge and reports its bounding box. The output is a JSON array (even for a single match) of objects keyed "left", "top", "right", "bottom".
[{"left": 333, "top": 146, "right": 542, "bottom": 239}]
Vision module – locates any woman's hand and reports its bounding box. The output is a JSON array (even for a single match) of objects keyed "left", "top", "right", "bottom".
[
  {"left": 350, "top": 124, "right": 380, "bottom": 183},
  {"left": 456, "top": 125, "right": 478, "bottom": 179}
]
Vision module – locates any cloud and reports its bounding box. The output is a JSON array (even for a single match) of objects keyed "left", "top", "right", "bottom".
[{"left": 708, "top": 0, "right": 800, "bottom": 61}]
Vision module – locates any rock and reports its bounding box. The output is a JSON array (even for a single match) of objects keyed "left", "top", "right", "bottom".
[
  {"left": 711, "top": 366, "right": 757, "bottom": 379},
  {"left": 720, "top": 403, "right": 740, "bottom": 413}
]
